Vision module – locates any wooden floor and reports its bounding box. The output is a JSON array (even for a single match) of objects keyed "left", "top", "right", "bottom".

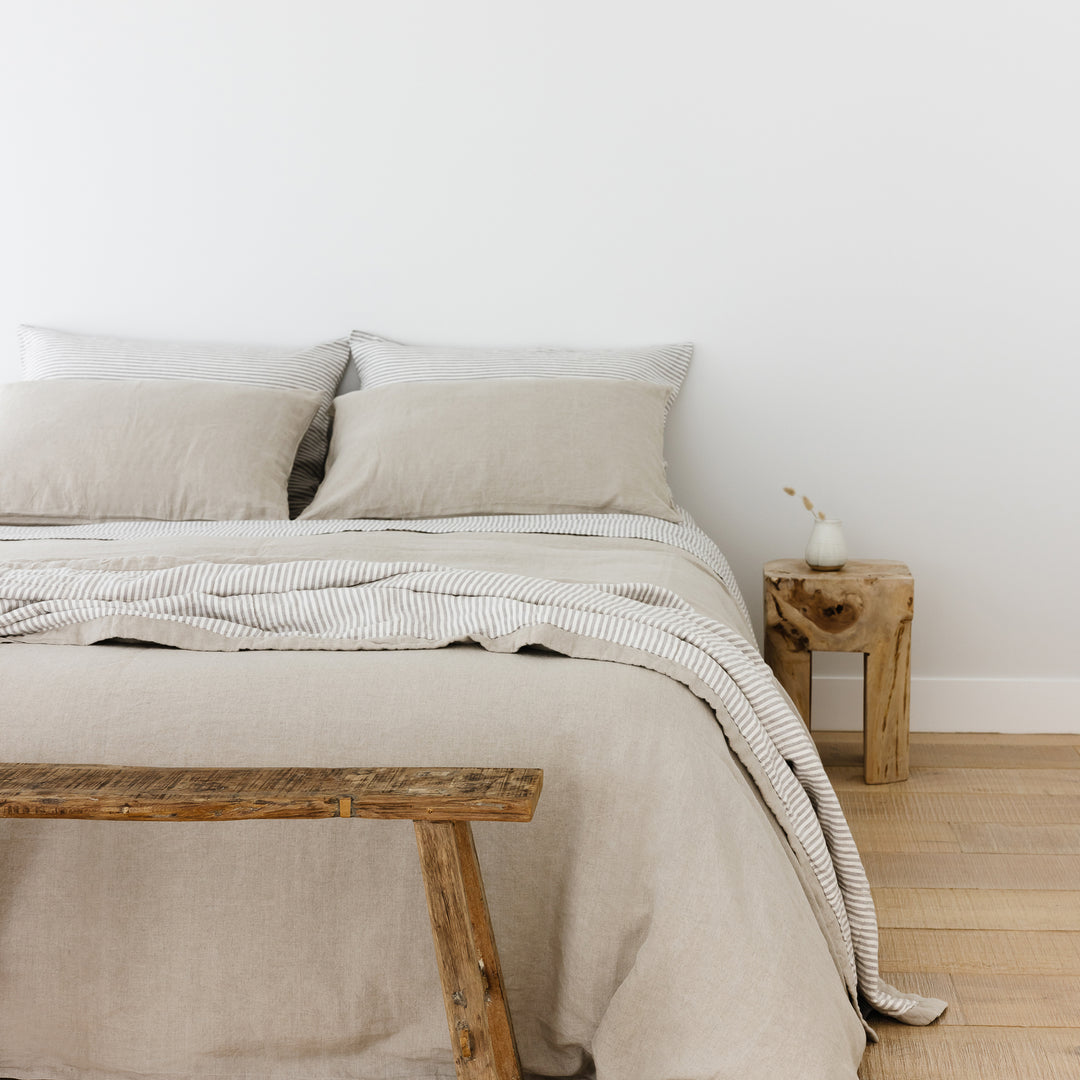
[
  {"left": 4, "top": 732, "right": 1076, "bottom": 1080},
  {"left": 815, "top": 730, "right": 1080, "bottom": 1080}
]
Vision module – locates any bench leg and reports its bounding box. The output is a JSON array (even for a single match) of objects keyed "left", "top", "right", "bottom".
[
  {"left": 863, "top": 619, "right": 912, "bottom": 784},
  {"left": 414, "top": 819, "right": 522, "bottom": 1080}
]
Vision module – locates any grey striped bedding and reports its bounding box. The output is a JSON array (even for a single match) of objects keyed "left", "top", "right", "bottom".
[
  {"left": 17, "top": 325, "right": 349, "bottom": 516},
  {"left": 0, "top": 513, "right": 942, "bottom": 1028},
  {"left": 350, "top": 330, "right": 694, "bottom": 408},
  {"left": 0, "top": 509, "right": 756, "bottom": 632}
]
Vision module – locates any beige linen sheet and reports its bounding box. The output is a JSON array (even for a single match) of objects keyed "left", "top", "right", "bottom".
[{"left": 0, "top": 528, "right": 869, "bottom": 1080}]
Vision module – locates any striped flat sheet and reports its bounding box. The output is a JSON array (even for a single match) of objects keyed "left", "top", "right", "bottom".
[
  {"left": 0, "top": 513, "right": 943, "bottom": 1026},
  {"left": 0, "top": 509, "right": 756, "bottom": 636}
]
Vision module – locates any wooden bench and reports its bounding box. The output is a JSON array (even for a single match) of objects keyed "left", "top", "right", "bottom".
[{"left": 0, "top": 762, "right": 543, "bottom": 1080}]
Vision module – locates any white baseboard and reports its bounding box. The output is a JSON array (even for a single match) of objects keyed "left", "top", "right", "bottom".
[{"left": 809, "top": 676, "right": 1080, "bottom": 734}]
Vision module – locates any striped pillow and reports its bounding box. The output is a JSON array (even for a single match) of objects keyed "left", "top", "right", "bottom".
[
  {"left": 349, "top": 331, "right": 693, "bottom": 407},
  {"left": 19, "top": 326, "right": 349, "bottom": 516}
]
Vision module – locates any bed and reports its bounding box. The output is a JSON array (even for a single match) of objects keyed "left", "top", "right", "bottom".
[{"left": 0, "top": 327, "right": 943, "bottom": 1080}]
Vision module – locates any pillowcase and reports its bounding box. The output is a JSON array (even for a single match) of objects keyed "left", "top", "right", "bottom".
[
  {"left": 0, "top": 378, "right": 322, "bottom": 524},
  {"left": 349, "top": 330, "right": 693, "bottom": 408},
  {"left": 18, "top": 325, "right": 349, "bottom": 515},
  {"left": 300, "top": 377, "right": 679, "bottom": 522}
]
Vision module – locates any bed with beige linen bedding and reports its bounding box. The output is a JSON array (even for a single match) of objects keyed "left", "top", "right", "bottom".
[
  {"left": 0, "top": 328, "right": 943, "bottom": 1078},
  {"left": 0, "top": 514, "right": 940, "bottom": 1080}
]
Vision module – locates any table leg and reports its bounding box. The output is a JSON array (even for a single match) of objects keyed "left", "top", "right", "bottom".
[
  {"left": 414, "top": 819, "right": 522, "bottom": 1080},
  {"left": 863, "top": 620, "right": 912, "bottom": 784},
  {"left": 764, "top": 628, "right": 813, "bottom": 727}
]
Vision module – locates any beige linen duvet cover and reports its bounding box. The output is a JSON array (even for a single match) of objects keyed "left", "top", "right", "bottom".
[{"left": 0, "top": 516, "right": 939, "bottom": 1080}]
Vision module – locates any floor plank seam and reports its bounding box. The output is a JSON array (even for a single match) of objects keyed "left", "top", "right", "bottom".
[{"left": 817, "top": 731, "right": 1080, "bottom": 1079}]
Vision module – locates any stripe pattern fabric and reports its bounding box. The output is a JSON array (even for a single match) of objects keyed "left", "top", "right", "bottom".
[
  {"left": 0, "top": 553, "right": 942, "bottom": 1026},
  {"left": 17, "top": 325, "right": 349, "bottom": 516},
  {"left": 350, "top": 330, "right": 694, "bottom": 408},
  {"left": 0, "top": 509, "right": 755, "bottom": 634}
]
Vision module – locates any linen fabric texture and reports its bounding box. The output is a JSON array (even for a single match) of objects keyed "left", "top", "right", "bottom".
[
  {"left": 301, "top": 377, "right": 680, "bottom": 521},
  {"left": 0, "top": 378, "right": 321, "bottom": 523},
  {"left": 349, "top": 329, "right": 694, "bottom": 408},
  {"left": 0, "top": 522, "right": 870, "bottom": 1080},
  {"left": 17, "top": 325, "right": 349, "bottom": 515}
]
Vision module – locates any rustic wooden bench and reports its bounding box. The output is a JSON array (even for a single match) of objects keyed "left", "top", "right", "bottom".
[{"left": 0, "top": 762, "right": 543, "bottom": 1080}]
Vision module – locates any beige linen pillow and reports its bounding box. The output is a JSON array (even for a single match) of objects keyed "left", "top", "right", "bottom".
[
  {"left": 0, "top": 378, "right": 322, "bottom": 523},
  {"left": 300, "top": 377, "right": 679, "bottom": 521},
  {"left": 18, "top": 325, "right": 350, "bottom": 515}
]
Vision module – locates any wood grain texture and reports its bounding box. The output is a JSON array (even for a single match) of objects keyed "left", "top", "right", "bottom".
[
  {"left": 829, "top": 765, "right": 1080, "bottom": 796},
  {"left": 762, "top": 560, "right": 913, "bottom": 654},
  {"left": 816, "top": 731, "right": 1080, "bottom": 771},
  {"left": 879, "top": 929, "right": 1080, "bottom": 975},
  {"left": 763, "top": 629, "right": 812, "bottom": 724},
  {"left": 445, "top": 819, "right": 522, "bottom": 1075},
  {"left": 837, "top": 791, "right": 1080, "bottom": 826},
  {"left": 871, "top": 888, "right": 1080, "bottom": 931},
  {"left": 952, "top": 822, "right": 1080, "bottom": 855},
  {"left": 824, "top": 731, "right": 1080, "bottom": 1078},
  {"left": 861, "top": 852, "right": 1080, "bottom": 890},
  {"left": 0, "top": 761, "right": 537, "bottom": 1080},
  {"left": 764, "top": 560, "right": 913, "bottom": 783},
  {"left": 885, "top": 972, "right": 1080, "bottom": 1029},
  {"left": 859, "top": 1024, "right": 1080, "bottom": 1080},
  {"left": 864, "top": 625, "right": 911, "bottom": 784},
  {"left": 0, "top": 763, "right": 543, "bottom": 822},
  {"left": 846, "top": 819, "right": 962, "bottom": 853},
  {"left": 414, "top": 820, "right": 522, "bottom": 1080}
]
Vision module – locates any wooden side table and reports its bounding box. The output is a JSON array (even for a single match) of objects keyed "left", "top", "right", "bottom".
[{"left": 763, "top": 559, "right": 913, "bottom": 784}]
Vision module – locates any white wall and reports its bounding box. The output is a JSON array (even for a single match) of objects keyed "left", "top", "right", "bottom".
[{"left": 1, "top": 0, "right": 1077, "bottom": 730}]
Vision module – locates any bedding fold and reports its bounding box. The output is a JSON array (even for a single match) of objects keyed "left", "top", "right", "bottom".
[
  {"left": 0, "top": 514, "right": 944, "bottom": 1079},
  {"left": 0, "top": 553, "right": 943, "bottom": 1028}
]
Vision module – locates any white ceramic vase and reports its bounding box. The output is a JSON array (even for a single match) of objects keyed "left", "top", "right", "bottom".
[{"left": 805, "top": 518, "right": 847, "bottom": 571}]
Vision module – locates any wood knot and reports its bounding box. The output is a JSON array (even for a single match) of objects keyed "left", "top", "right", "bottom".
[
  {"left": 789, "top": 583, "right": 863, "bottom": 633},
  {"left": 457, "top": 1023, "right": 473, "bottom": 1060}
]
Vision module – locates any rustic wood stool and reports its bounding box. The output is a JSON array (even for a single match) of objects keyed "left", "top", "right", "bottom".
[
  {"left": 0, "top": 762, "right": 542, "bottom": 1080},
  {"left": 763, "top": 559, "right": 914, "bottom": 784}
]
